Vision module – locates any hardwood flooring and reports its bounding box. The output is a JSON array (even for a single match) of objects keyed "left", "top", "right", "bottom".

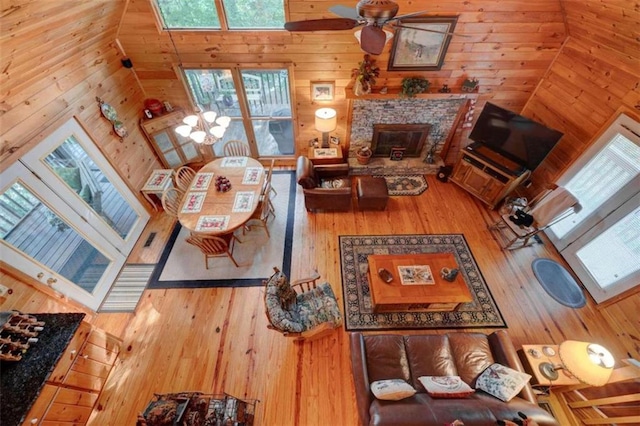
[{"left": 85, "top": 175, "right": 636, "bottom": 425}]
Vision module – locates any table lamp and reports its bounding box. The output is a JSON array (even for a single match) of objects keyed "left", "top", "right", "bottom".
[
  {"left": 539, "top": 340, "right": 615, "bottom": 386},
  {"left": 315, "top": 108, "right": 337, "bottom": 148}
]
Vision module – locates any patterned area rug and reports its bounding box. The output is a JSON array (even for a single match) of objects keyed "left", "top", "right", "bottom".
[
  {"left": 339, "top": 234, "right": 507, "bottom": 331},
  {"left": 375, "top": 175, "right": 428, "bottom": 196}
]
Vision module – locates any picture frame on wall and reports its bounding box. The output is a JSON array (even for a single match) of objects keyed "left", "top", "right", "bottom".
[
  {"left": 311, "top": 81, "right": 335, "bottom": 101},
  {"left": 388, "top": 17, "right": 458, "bottom": 71}
]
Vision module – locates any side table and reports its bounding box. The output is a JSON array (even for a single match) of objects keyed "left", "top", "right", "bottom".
[
  {"left": 141, "top": 169, "right": 174, "bottom": 211},
  {"left": 519, "top": 344, "right": 581, "bottom": 388},
  {"left": 308, "top": 147, "right": 344, "bottom": 165}
]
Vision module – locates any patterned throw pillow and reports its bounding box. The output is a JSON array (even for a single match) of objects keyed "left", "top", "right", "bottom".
[
  {"left": 370, "top": 379, "right": 416, "bottom": 401},
  {"left": 475, "top": 363, "right": 531, "bottom": 402},
  {"left": 418, "top": 376, "right": 475, "bottom": 398}
]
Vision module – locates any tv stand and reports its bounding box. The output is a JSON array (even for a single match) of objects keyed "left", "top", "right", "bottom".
[{"left": 450, "top": 144, "right": 531, "bottom": 209}]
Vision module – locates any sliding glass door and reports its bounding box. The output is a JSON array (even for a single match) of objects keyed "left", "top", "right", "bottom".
[
  {"left": 546, "top": 113, "right": 640, "bottom": 303},
  {"left": 183, "top": 67, "right": 294, "bottom": 157},
  {"left": 0, "top": 118, "right": 149, "bottom": 310}
]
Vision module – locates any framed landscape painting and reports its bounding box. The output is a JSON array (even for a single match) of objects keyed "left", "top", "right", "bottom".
[
  {"left": 388, "top": 17, "right": 458, "bottom": 71},
  {"left": 311, "top": 81, "right": 335, "bottom": 101}
]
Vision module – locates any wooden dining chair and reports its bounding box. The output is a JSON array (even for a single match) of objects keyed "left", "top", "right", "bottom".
[
  {"left": 223, "top": 140, "right": 251, "bottom": 157},
  {"left": 175, "top": 166, "right": 196, "bottom": 192},
  {"left": 161, "top": 187, "right": 184, "bottom": 218},
  {"left": 185, "top": 232, "right": 240, "bottom": 268},
  {"left": 245, "top": 192, "right": 274, "bottom": 238},
  {"left": 263, "top": 158, "right": 277, "bottom": 198}
]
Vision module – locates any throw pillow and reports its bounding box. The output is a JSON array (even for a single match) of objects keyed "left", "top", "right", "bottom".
[
  {"left": 370, "top": 379, "right": 416, "bottom": 401},
  {"left": 418, "top": 376, "right": 475, "bottom": 398},
  {"left": 475, "top": 363, "right": 531, "bottom": 402},
  {"left": 320, "top": 178, "right": 346, "bottom": 189}
]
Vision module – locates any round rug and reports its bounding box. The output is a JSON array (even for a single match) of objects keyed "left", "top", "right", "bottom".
[{"left": 531, "top": 258, "right": 586, "bottom": 308}]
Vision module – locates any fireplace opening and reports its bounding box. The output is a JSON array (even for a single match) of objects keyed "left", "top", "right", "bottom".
[{"left": 370, "top": 123, "right": 432, "bottom": 157}]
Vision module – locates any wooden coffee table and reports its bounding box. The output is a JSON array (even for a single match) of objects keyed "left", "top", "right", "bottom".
[{"left": 367, "top": 253, "right": 473, "bottom": 313}]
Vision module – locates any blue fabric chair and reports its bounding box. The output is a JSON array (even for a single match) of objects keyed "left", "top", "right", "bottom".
[{"left": 263, "top": 267, "right": 342, "bottom": 341}]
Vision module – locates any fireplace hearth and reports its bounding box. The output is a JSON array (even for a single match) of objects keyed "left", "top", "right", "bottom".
[{"left": 371, "top": 123, "right": 431, "bottom": 157}]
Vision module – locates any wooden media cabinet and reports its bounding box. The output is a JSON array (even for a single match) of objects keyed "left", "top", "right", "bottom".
[{"left": 450, "top": 143, "right": 531, "bottom": 209}]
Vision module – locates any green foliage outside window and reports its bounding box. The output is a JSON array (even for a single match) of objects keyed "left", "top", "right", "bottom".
[{"left": 156, "top": 0, "right": 284, "bottom": 30}]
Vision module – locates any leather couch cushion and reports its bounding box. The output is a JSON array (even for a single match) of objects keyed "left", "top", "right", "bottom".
[
  {"left": 364, "top": 335, "right": 411, "bottom": 383},
  {"left": 447, "top": 333, "right": 494, "bottom": 387},
  {"left": 405, "top": 335, "right": 457, "bottom": 391}
]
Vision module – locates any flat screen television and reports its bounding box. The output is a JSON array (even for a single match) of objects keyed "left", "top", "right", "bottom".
[{"left": 469, "top": 102, "right": 563, "bottom": 171}]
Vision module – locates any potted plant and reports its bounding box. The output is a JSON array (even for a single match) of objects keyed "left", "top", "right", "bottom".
[
  {"left": 352, "top": 55, "right": 380, "bottom": 96},
  {"left": 401, "top": 77, "right": 430, "bottom": 98},
  {"left": 356, "top": 146, "right": 372, "bottom": 164}
]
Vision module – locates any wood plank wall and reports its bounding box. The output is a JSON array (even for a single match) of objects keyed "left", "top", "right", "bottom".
[
  {"left": 118, "top": 0, "right": 567, "bottom": 155},
  {"left": 0, "top": 0, "right": 161, "bottom": 195},
  {"left": 521, "top": 0, "right": 640, "bottom": 192}
]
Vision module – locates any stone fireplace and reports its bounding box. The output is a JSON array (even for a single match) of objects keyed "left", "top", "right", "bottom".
[
  {"left": 348, "top": 98, "right": 467, "bottom": 175},
  {"left": 371, "top": 123, "right": 431, "bottom": 157}
]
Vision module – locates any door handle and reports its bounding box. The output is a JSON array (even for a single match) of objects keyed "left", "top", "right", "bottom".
[
  {"left": 46, "top": 277, "right": 58, "bottom": 285},
  {"left": 37, "top": 272, "right": 44, "bottom": 279}
]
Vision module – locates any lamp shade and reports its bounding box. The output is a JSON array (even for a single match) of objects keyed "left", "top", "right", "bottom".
[
  {"left": 315, "top": 108, "right": 337, "bottom": 133},
  {"left": 559, "top": 340, "right": 615, "bottom": 386}
]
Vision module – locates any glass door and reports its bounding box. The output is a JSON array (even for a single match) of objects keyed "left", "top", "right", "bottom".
[
  {"left": 561, "top": 194, "right": 640, "bottom": 303},
  {"left": 1, "top": 162, "right": 126, "bottom": 310},
  {"left": 546, "top": 113, "right": 640, "bottom": 303},
  {"left": 19, "top": 119, "right": 149, "bottom": 254}
]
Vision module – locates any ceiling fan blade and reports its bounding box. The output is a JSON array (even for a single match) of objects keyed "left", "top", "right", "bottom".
[
  {"left": 392, "top": 23, "right": 467, "bottom": 37},
  {"left": 284, "top": 18, "right": 359, "bottom": 32},
  {"left": 388, "top": 10, "right": 429, "bottom": 22},
  {"left": 329, "top": 5, "right": 360, "bottom": 20},
  {"left": 360, "top": 25, "right": 386, "bottom": 55}
]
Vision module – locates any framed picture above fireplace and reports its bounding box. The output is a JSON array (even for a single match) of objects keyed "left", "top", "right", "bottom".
[
  {"left": 388, "top": 17, "right": 457, "bottom": 71},
  {"left": 371, "top": 123, "right": 432, "bottom": 157}
]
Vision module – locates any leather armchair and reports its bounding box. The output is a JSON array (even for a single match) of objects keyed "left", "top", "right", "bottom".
[{"left": 296, "top": 156, "right": 352, "bottom": 212}]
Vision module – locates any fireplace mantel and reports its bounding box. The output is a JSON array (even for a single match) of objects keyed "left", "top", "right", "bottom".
[{"left": 344, "top": 84, "right": 478, "bottom": 101}]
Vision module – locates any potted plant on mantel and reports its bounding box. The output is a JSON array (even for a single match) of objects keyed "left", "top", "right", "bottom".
[
  {"left": 401, "top": 77, "right": 430, "bottom": 98},
  {"left": 352, "top": 55, "right": 380, "bottom": 96},
  {"left": 356, "top": 146, "right": 372, "bottom": 164}
]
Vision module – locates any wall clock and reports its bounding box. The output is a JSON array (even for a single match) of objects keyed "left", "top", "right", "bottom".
[{"left": 96, "top": 96, "right": 128, "bottom": 141}]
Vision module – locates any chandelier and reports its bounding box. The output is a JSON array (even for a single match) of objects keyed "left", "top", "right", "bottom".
[{"left": 175, "top": 110, "right": 231, "bottom": 145}]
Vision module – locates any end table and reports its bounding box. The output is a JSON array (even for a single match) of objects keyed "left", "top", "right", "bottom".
[
  {"left": 519, "top": 344, "right": 581, "bottom": 388},
  {"left": 308, "top": 146, "right": 344, "bottom": 165},
  {"left": 141, "top": 169, "right": 174, "bottom": 211}
]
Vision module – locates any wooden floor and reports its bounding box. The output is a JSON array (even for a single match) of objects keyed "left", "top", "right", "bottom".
[{"left": 85, "top": 175, "right": 637, "bottom": 426}]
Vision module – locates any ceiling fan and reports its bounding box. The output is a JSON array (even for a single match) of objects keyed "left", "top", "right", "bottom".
[{"left": 284, "top": 0, "right": 455, "bottom": 55}]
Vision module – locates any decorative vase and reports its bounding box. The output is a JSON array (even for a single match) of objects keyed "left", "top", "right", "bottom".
[{"left": 354, "top": 80, "right": 364, "bottom": 97}]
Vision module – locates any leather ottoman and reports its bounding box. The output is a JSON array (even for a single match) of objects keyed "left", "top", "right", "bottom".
[{"left": 357, "top": 177, "right": 389, "bottom": 211}]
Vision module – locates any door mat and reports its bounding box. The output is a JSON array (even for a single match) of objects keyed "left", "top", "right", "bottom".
[
  {"left": 375, "top": 175, "right": 428, "bottom": 196},
  {"left": 531, "top": 258, "right": 586, "bottom": 308},
  {"left": 339, "top": 234, "right": 506, "bottom": 331}
]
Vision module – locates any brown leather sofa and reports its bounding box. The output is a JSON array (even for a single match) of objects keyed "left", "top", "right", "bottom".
[
  {"left": 350, "top": 331, "right": 559, "bottom": 426},
  {"left": 296, "top": 156, "right": 352, "bottom": 212}
]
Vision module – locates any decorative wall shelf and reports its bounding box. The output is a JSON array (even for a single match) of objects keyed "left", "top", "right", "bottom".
[{"left": 344, "top": 84, "right": 479, "bottom": 100}]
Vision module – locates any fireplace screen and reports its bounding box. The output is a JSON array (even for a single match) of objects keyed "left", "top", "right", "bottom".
[{"left": 371, "top": 124, "right": 431, "bottom": 157}]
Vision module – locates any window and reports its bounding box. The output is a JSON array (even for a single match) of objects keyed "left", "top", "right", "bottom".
[
  {"left": 183, "top": 68, "right": 294, "bottom": 156},
  {"left": 155, "top": 0, "right": 285, "bottom": 30}
]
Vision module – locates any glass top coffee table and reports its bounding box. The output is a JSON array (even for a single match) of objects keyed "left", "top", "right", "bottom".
[{"left": 366, "top": 253, "right": 473, "bottom": 313}]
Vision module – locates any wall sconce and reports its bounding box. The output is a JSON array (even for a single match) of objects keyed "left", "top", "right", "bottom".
[
  {"left": 539, "top": 340, "right": 615, "bottom": 386},
  {"left": 315, "top": 108, "right": 337, "bottom": 148}
]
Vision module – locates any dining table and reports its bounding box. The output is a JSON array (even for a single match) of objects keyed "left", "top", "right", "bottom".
[{"left": 177, "top": 156, "right": 265, "bottom": 235}]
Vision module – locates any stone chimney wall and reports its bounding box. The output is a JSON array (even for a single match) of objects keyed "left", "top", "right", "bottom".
[{"left": 349, "top": 98, "right": 466, "bottom": 161}]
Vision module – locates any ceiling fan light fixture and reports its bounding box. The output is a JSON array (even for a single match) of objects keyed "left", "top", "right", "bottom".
[{"left": 354, "top": 28, "right": 394, "bottom": 47}]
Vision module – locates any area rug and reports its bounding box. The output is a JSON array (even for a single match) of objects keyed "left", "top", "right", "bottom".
[
  {"left": 375, "top": 175, "right": 428, "bottom": 196},
  {"left": 147, "top": 171, "right": 295, "bottom": 289},
  {"left": 531, "top": 258, "right": 586, "bottom": 308},
  {"left": 339, "top": 234, "right": 507, "bottom": 331}
]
